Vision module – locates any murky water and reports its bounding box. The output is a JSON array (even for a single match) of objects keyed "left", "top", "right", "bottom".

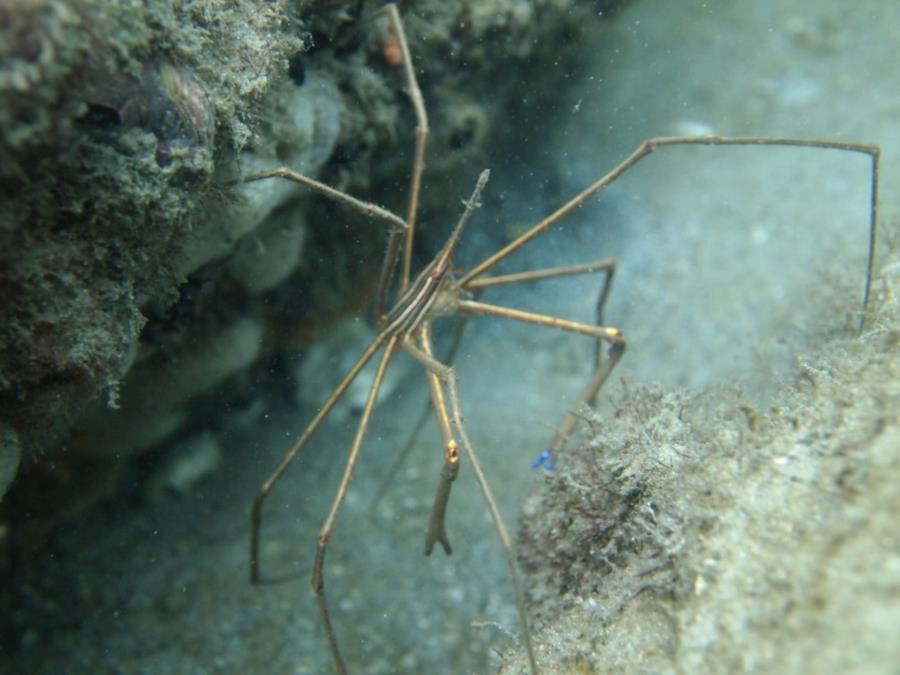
[{"left": 3, "top": 1, "right": 896, "bottom": 673}]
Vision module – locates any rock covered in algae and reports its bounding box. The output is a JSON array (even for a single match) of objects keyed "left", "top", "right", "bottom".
[
  {"left": 503, "top": 255, "right": 900, "bottom": 674},
  {"left": 0, "top": 0, "right": 306, "bottom": 475}
]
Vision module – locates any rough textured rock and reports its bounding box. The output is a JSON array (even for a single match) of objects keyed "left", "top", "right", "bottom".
[
  {"left": 0, "top": 0, "right": 305, "bottom": 465},
  {"left": 503, "top": 241, "right": 900, "bottom": 674}
]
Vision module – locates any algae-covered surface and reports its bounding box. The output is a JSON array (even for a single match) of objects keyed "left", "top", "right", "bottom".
[{"left": 2, "top": 0, "right": 899, "bottom": 673}]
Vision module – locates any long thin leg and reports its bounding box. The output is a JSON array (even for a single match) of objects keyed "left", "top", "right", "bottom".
[
  {"left": 401, "top": 328, "right": 538, "bottom": 675},
  {"left": 550, "top": 340, "right": 625, "bottom": 453},
  {"left": 456, "top": 299, "right": 621, "bottom": 341},
  {"left": 243, "top": 167, "right": 408, "bottom": 235},
  {"left": 251, "top": 329, "right": 393, "bottom": 584},
  {"left": 241, "top": 163, "right": 421, "bottom": 330},
  {"left": 458, "top": 136, "right": 880, "bottom": 331},
  {"left": 464, "top": 257, "right": 617, "bottom": 371},
  {"left": 444, "top": 374, "right": 538, "bottom": 675},
  {"left": 386, "top": 3, "right": 429, "bottom": 292},
  {"left": 463, "top": 258, "right": 615, "bottom": 290},
  {"left": 455, "top": 298, "right": 625, "bottom": 453},
  {"left": 371, "top": 3, "right": 430, "bottom": 308},
  {"left": 397, "top": 326, "right": 458, "bottom": 556},
  {"left": 241, "top": 167, "right": 411, "bottom": 329},
  {"left": 414, "top": 323, "right": 460, "bottom": 556},
  {"left": 369, "top": 312, "right": 475, "bottom": 512},
  {"left": 312, "top": 335, "right": 400, "bottom": 675}
]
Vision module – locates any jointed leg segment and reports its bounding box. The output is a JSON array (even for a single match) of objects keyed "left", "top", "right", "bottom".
[
  {"left": 455, "top": 295, "right": 625, "bottom": 453},
  {"left": 250, "top": 329, "right": 394, "bottom": 585},
  {"left": 313, "top": 335, "right": 400, "bottom": 675},
  {"left": 374, "top": 3, "right": 430, "bottom": 318},
  {"left": 401, "top": 324, "right": 539, "bottom": 674},
  {"left": 459, "top": 136, "right": 880, "bottom": 333},
  {"left": 405, "top": 325, "right": 460, "bottom": 556}
]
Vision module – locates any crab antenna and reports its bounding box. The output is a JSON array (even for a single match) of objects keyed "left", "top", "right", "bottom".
[{"left": 440, "top": 169, "right": 490, "bottom": 265}]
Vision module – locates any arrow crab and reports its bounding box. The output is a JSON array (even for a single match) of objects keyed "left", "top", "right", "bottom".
[{"left": 244, "top": 4, "right": 880, "bottom": 673}]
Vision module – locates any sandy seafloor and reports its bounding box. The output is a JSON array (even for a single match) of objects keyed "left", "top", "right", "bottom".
[{"left": 5, "top": 0, "right": 899, "bottom": 673}]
